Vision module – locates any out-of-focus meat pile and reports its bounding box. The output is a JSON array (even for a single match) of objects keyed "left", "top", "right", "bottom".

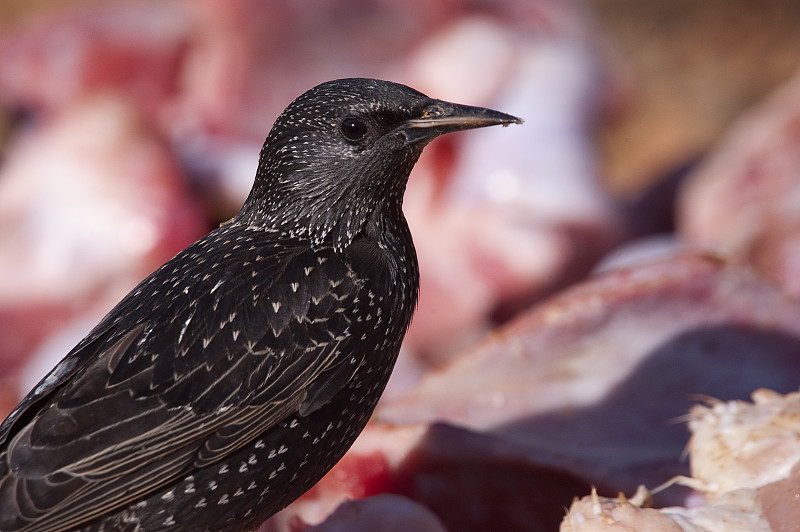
[
  {"left": 378, "top": 254, "right": 800, "bottom": 498},
  {"left": 0, "top": 94, "right": 207, "bottom": 403},
  {"left": 679, "top": 69, "right": 800, "bottom": 299},
  {"left": 1, "top": 1, "right": 800, "bottom": 531}
]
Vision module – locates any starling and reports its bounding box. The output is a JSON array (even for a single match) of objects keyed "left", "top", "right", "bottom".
[{"left": 0, "top": 78, "right": 521, "bottom": 532}]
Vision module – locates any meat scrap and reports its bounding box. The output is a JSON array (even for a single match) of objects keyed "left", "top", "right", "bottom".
[{"left": 561, "top": 387, "right": 800, "bottom": 532}]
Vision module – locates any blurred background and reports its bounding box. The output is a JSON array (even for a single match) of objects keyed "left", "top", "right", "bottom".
[
  {"left": 3, "top": 1, "right": 800, "bottom": 530},
  {"left": 2, "top": 0, "right": 800, "bottom": 412}
]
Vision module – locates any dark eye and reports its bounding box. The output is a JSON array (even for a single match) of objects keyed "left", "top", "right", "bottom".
[{"left": 340, "top": 117, "right": 368, "bottom": 141}]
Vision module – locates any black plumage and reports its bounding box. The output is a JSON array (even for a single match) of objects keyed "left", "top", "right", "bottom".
[{"left": 0, "top": 78, "right": 520, "bottom": 532}]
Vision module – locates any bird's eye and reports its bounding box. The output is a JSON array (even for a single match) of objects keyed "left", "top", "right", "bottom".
[{"left": 340, "top": 117, "right": 368, "bottom": 141}]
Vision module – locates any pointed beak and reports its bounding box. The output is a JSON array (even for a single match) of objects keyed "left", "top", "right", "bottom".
[{"left": 398, "top": 100, "right": 522, "bottom": 145}]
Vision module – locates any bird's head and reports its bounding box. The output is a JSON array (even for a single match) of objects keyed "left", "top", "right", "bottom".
[{"left": 239, "top": 78, "right": 521, "bottom": 250}]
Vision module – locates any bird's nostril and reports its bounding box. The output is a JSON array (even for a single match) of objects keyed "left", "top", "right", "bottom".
[{"left": 420, "top": 105, "right": 445, "bottom": 119}]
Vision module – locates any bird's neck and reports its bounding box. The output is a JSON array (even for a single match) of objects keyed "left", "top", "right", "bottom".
[{"left": 237, "top": 180, "right": 409, "bottom": 254}]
